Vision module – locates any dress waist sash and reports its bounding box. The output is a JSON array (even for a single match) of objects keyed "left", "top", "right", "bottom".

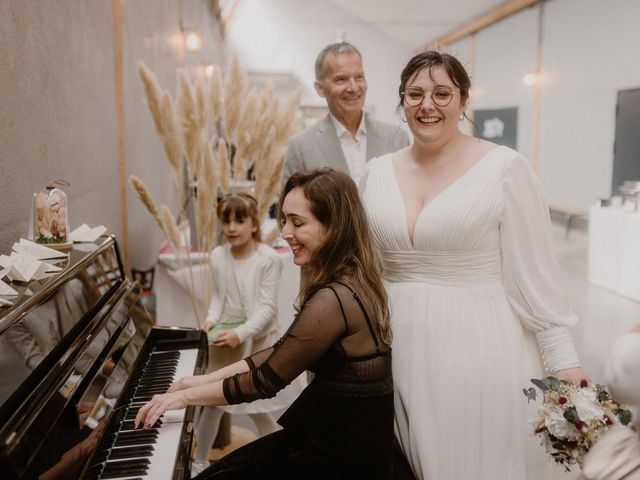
[{"left": 381, "top": 248, "right": 502, "bottom": 286}]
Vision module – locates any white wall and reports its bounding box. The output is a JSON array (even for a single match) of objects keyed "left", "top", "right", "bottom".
[
  {"left": 453, "top": 0, "right": 640, "bottom": 209},
  {"left": 540, "top": 0, "right": 640, "bottom": 208},
  {"left": 227, "top": 0, "right": 411, "bottom": 124},
  {"left": 460, "top": 7, "right": 539, "bottom": 161}
]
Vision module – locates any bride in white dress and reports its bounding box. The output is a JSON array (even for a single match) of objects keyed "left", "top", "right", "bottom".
[{"left": 361, "top": 50, "right": 587, "bottom": 479}]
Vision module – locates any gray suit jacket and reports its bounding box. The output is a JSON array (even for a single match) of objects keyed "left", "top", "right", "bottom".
[{"left": 282, "top": 114, "right": 410, "bottom": 183}]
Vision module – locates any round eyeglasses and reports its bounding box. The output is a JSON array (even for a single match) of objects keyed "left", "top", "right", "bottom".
[{"left": 401, "top": 87, "right": 455, "bottom": 108}]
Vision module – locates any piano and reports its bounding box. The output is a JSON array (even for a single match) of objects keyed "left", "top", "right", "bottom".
[{"left": 0, "top": 236, "right": 208, "bottom": 480}]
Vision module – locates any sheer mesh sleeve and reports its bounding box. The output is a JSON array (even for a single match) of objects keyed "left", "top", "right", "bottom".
[{"left": 223, "top": 287, "right": 347, "bottom": 404}]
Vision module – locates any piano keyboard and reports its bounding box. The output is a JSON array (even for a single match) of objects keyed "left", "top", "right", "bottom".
[{"left": 83, "top": 348, "right": 198, "bottom": 480}]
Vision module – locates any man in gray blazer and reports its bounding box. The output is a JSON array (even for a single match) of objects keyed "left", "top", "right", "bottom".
[{"left": 282, "top": 42, "right": 410, "bottom": 185}]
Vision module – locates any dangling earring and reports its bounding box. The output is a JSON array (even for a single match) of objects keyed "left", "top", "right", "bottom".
[
  {"left": 459, "top": 112, "right": 465, "bottom": 121},
  {"left": 401, "top": 114, "right": 407, "bottom": 123}
]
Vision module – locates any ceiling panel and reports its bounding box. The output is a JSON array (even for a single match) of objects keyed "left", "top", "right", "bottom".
[{"left": 324, "top": 0, "right": 509, "bottom": 49}]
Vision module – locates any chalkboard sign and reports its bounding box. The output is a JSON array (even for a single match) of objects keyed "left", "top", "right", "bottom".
[{"left": 474, "top": 107, "right": 518, "bottom": 149}]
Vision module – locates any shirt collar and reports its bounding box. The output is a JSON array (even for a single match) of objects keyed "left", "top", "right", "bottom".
[{"left": 330, "top": 112, "right": 367, "bottom": 139}]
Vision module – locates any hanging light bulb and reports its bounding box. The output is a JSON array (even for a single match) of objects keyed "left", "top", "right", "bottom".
[
  {"left": 523, "top": 69, "right": 537, "bottom": 87},
  {"left": 183, "top": 28, "right": 203, "bottom": 52}
]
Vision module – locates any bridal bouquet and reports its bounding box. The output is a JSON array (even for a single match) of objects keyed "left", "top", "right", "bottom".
[{"left": 523, "top": 376, "right": 633, "bottom": 472}]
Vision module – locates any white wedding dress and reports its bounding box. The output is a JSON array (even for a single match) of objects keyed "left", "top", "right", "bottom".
[{"left": 362, "top": 146, "right": 581, "bottom": 480}]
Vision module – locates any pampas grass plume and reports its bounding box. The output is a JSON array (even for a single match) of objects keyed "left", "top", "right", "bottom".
[
  {"left": 178, "top": 69, "right": 200, "bottom": 181},
  {"left": 222, "top": 56, "right": 246, "bottom": 140},
  {"left": 130, "top": 175, "right": 163, "bottom": 230},
  {"left": 160, "top": 92, "right": 184, "bottom": 176},
  {"left": 138, "top": 63, "right": 164, "bottom": 136},
  {"left": 208, "top": 64, "right": 223, "bottom": 123},
  {"left": 217, "top": 138, "right": 230, "bottom": 193},
  {"left": 160, "top": 205, "right": 182, "bottom": 249},
  {"left": 195, "top": 80, "right": 208, "bottom": 131}
]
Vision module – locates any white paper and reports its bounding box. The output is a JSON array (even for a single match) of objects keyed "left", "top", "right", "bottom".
[
  {"left": 0, "top": 281, "right": 18, "bottom": 296},
  {"left": 33, "top": 262, "right": 62, "bottom": 280},
  {"left": 0, "top": 267, "right": 18, "bottom": 296},
  {"left": 0, "top": 253, "right": 62, "bottom": 282},
  {"left": 0, "top": 254, "right": 40, "bottom": 282},
  {"left": 13, "top": 239, "right": 68, "bottom": 260},
  {"left": 0, "top": 297, "right": 13, "bottom": 307},
  {"left": 70, "top": 224, "right": 107, "bottom": 243}
]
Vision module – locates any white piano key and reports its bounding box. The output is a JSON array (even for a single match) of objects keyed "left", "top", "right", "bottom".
[{"left": 106, "top": 347, "right": 199, "bottom": 479}]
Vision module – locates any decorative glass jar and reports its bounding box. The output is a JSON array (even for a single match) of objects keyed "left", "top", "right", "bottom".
[{"left": 34, "top": 180, "right": 71, "bottom": 248}]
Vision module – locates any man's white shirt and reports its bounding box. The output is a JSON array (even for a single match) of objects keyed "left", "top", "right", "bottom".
[{"left": 330, "top": 114, "right": 367, "bottom": 186}]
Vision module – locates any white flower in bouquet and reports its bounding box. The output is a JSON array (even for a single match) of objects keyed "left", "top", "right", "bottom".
[
  {"left": 575, "top": 388, "right": 605, "bottom": 424},
  {"left": 545, "top": 408, "right": 580, "bottom": 440},
  {"left": 524, "top": 376, "right": 633, "bottom": 472}
]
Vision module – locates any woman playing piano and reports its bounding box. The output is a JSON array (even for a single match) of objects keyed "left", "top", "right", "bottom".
[{"left": 135, "top": 169, "right": 395, "bottom": 479}]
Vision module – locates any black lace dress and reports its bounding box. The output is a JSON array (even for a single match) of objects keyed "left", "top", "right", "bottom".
[{"left": 193, "top": 281, "right": 394, "bottom": 480}]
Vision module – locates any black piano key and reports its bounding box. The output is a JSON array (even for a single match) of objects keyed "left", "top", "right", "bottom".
[
  {"left": 121, "top": 419, "right": 161, "bottom": 431},
  {"left": 138, "top": 375, "right": 175, "bottom": 381},
  {"left": 140, "top": 372, "right": 176, "bottom": 379},
  {"left": 135, "top": 386, "right": 173, "bottom": 393},
  {"left": 108, "top": 445, "right": 154, "bottom": 459},
  {"left": 115, "top": 430, "right": 158, "bottom": 441},
  {"left": 132, "top": 395, "right": 158, "bottom": 402},
  {"left": 138, "top": 376, "right": 175, "bottom": 383},
  {"left": 136, "top": 378, "right": 174, "bottom": 386},
  {"left": 152, "top": 350, "right": 180, "bottom": 356},
  {"left": 144, "top": 363, "right": 176, "bottom": 370},
  {"left": 100, "top": 467, "right": 149, "bottom": 479},
  {"left": 145, "top": 361, "right": 178, "bottom": 368},
  {"left": 116, "top": 429, "right": 158, "bottom": 439},
  {"left": 113, "top": 437, "right": 157, "bottom": 447},
  {"left": 143, "top": 365, "right": 178, "bottom": 371},
  {"left": 104, "top": 458, "right": 151, "bottom": 470},
  {"left": 140, "top": 376, "right": 173, "bottom": 381}
]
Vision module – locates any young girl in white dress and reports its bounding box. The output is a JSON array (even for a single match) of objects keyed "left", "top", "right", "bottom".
[{"left": 193, "top": 193, "right": 287, "bottom": 473}]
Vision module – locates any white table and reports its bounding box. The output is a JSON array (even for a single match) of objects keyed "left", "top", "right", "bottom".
[
  {"left": 155, "top": 248, "right": 300, "bottom": 332},
  {"left": 588, "top": 205, "right": 640, "bottom": 301}
]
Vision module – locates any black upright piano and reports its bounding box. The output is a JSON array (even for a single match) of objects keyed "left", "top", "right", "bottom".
[{"left": 0, "top": 236, "right": 207, "bottom": 479}]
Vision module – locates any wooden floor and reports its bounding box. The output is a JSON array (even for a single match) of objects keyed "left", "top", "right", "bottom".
[{"left": 206, "top": 426, "right": 258, "bottom": 462}]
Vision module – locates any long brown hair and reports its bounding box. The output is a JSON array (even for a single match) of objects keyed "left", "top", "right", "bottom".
[{"left": 277, "top": 169, "right": 391, "bottom": 344}]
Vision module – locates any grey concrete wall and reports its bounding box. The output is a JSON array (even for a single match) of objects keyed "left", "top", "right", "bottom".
[
  {"left": 1, "top": 0, "right": 118, "bottom": 253},
  {"left": 0, "top": 0, "right": 224, "bottom": 273}
]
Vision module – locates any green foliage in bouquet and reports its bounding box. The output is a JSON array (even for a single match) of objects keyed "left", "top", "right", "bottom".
[{"left": 524, "top": 376, "right": 633, "bottom": 472}]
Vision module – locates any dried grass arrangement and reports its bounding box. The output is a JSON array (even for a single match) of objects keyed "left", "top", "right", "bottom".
[{"left": 130, "top": 57, "right": 301, "bottom": 327}]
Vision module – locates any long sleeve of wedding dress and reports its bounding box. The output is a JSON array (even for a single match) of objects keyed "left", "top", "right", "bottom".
[{"left": 500, "top": 154, "right": 581, "bottom": 373}]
